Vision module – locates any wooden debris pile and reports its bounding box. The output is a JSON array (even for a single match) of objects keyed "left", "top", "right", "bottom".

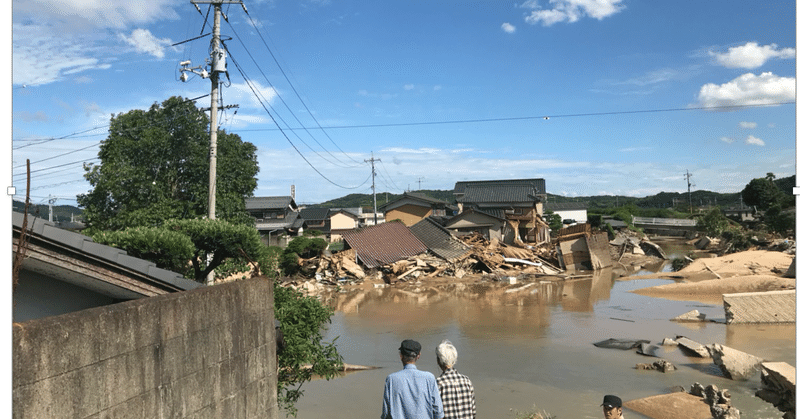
[{"left": 295, "top": 232, "right": 564, "bottom": 284}]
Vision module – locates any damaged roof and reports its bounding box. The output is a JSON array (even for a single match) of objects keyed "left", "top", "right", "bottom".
[
  {"left": 341, "top": 221, "right": 428, "bottom": 268},
  {"left": 409, "top": 218, "right": 470, "bottom": 262}
]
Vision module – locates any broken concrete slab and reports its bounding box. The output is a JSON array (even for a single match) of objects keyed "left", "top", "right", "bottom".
[
  {"left": 676, "top": 337, "right": 711, "bottom": 358},
  {"left": 637, "top": 343, "right": 661, "bottom": 357},
  {"left": 706, "top": 343, "right": 763, "bottom": 381},
  {"left": 722, "top": 290, "right": 796, "bottom": 324},
  {"left": 756, "top": 362, "right": 796, "bottom": 417},
  {"left": 672, "top": 309, "right": 707, "bottom": 322},
  {"left": 640, "top": 239, "right": 667, "bottom": 259},
  {"left": 624, "top": 392, "right": 717, "bottom": 419},
  {"left": 593, "top": 338, "right": 650, "bottom": 350}
]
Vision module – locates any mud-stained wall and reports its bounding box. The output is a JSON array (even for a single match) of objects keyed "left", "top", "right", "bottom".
[{"left": 13, "top": 276, "right": 278, "bottom": 419}]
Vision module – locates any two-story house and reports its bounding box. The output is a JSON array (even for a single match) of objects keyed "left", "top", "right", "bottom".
[
  {"left": 379, "top": 192, "right": 456, "bottom": 227},
  {"left": 245, "top": 196, "right": 303, "bottom": 246},
  {"left": 453, "top": 179, "right": 549, "bottom": 244}
]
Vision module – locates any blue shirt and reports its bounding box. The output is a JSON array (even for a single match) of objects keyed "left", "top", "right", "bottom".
[{"left": 382, "top": 364, "right": 444, "bottom": 419}]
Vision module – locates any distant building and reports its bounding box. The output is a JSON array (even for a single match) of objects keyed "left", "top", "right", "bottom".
[{"left": 245, "top": 196, "right": 303, "bottom": 246}]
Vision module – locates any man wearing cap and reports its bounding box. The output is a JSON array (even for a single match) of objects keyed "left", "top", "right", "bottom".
[
  {"left": 381, "top": 339, "right": 444, "bottom": 419},
  {"left": 601, "top": 395, "right": 624, "bottom": 419}
]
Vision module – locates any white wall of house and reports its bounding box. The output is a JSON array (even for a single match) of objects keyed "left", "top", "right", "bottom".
[{"left": 554, "top": 209, "right": 587, "bottom": 224}]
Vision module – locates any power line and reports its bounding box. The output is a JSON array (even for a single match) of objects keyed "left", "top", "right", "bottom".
[
  {"left": 220, "top": 32, "right": 359, "bottom": 169},
  {"left": 234, "top": 101, "right": 796, "bottom": 132},
  {"left": 241, "top": 8, "right": 362, "bottom": 165},
  {"left": 225, "top": 46, "right": 371, "bottom": 190}
]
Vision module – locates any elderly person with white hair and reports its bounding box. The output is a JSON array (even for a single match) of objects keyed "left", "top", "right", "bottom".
[{"left": 435, "top": 340, "right": 476, "bottom": 419}]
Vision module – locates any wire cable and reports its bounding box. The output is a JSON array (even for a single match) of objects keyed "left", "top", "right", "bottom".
[
  {"left": 225, "top": 48, "right": 371, "bottom": 190},
  {"left": 241, "top": 9, "right": 362, "bottom": 165},
  {"left": 222, "top": 25, "right": 361, "bottom": 168},
  {"left": 235, "top": 101, "right": 797, "bottom": 132}
]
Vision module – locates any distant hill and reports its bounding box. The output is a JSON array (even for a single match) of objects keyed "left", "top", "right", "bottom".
[{"left": 11, "top": 200, "right": 83, "bottom": 222}]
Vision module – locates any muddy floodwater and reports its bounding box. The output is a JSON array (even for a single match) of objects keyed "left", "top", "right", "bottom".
[{"left": 293, "top": 240, "right": 795, "bottom": 419}]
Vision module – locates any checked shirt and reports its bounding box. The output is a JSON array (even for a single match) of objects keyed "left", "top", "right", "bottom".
[{"left": 436, "top": 368, "right": 476, "bottom": 419}]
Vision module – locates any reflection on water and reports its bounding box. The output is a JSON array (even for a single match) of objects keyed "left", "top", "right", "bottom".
[{"left": 295, "top": 242, "right": 794, "bottom": 419}]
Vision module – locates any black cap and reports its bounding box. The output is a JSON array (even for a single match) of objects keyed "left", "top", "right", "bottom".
[
  {"left": 601, "top": 395, "right": 622, "bottom": 408},
  {"left": 399, "top": 339, "right": 422, "bottom": 356}
]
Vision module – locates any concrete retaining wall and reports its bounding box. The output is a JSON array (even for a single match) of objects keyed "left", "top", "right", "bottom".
[{"left": 13, "top": 276, "right": 278, "bottom": 419}]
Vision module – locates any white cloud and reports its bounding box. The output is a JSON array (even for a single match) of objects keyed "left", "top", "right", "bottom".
[
  {"left": 720, "top": 137, "right": 734, "bottom": 144},
  {"left": 710, "top": 42, "right": 795, "bottom": 69},
  {"left": 501, "top": 22, "right": 517, "bottom": 33},
  {"left": 226, "top": 81, "right": 278, "bottom": 110},
  {"left": 119, "top": 29, "right": 172, "bottom": 59},
  {"left": 745, "top": 135, "right": 765, "bottom": 146},
  {"left": 523, "top": 0, "right": 625, "bottom": 26},
  {"left": 738, "top": 121, "right": 757, "bottom": 129},
  {"left": 12, "top": 0, "right": 180, "bottom": 86},
  {"left": 694, "top": 72, "right": 795, "bottom": 109},
  {"left": 403, "top": 84, "right": 415, "bottom": 91}
]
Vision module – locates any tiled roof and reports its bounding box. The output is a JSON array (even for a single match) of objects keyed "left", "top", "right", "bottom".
[
  {"left": 341, "top": 221, "right": 428, "bottom": 268},
  {"left": 12, "top": 212, "right": 200, "bottom": 294},
  {"left": 409, "top": 218, "right": 470, "bottom": 262},
  {"left": 299, "top": 207, "right": 330, "bottom": 221},
  {"left": 245, "top": 196, "right": 296, "bottom": 210},
  {"left": 460, "top": 184, "right": 540, "bottom": 205},
  {"left": 380, "top": 192, "right": 452, "bottom": 211},
  {"left": 254, "top": 211, "right": 300, "bottom": 230},
  {"left": 453, "top": 178, "right": 546, "bottom": 195}
]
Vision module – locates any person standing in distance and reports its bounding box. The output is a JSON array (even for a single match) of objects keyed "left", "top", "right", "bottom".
[
  {"left": 435, "top": 340, "right": 476, "bottom": 419},
  {"left": 601, "top": 395, "right": 624, "bottom": 419},
  {"left": 381, "top": 339, "right": 444, "bottom": 419}
]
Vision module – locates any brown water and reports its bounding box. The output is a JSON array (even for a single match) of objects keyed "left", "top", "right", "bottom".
[{"left": 293, "top": 240, "right": 795, "bottom": 419}]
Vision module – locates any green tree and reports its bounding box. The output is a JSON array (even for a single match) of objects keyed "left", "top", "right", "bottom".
[
  {"left": 742, "top": 175, "right": 786, "bottom": 211},
  {"left": 544, "top": 210, "right": 562, "bottom": 234},
  {"left": 697, "top": 207, "right": 729, "bottom": 237},
  {"left": 91, "top": 218, "right": 266, "bottom": 282},
  {"left": 78, "top": 96, "right": 259, "bottom": 231},
  {"left": 764, "top": 205, "right": 793, "bottom": 234},
  {"left": 274, "top": 283, "right": 343, "bottom": 416},
  {"left": 162, "top": 218, "right": 265, "bottom": 281}
]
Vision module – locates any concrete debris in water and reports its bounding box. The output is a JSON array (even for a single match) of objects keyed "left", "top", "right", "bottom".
[
  {"left": 756, "top": 362, "right": 796, "bottom": 419},
  {"left": 635, "top": 359, "right": 677, "bottom": 373},
  {"left": 671, "top": 309, "right": 707, "bottom": 322},
  {"left": 706, "top": 343, "right": 763, "bottom": 381}
]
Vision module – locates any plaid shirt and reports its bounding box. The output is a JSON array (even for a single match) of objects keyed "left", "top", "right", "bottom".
[{"left": 436, "top": 368, "right": 476, "bottom": 419}]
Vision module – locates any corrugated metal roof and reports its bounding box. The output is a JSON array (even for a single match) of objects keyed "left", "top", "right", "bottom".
[
  {"left": 409, "top": 218, "right": 470, "bottom": 262},
  {"left": 341, "top": 221, "right": 428, "bottom": 268},
  {"left": 454, "top": 178, "right": 546, "bottom": 195}
]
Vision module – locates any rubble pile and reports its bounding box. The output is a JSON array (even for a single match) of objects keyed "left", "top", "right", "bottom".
[{"left": 292, "top": 231, "right": 566, "bottom": 288}]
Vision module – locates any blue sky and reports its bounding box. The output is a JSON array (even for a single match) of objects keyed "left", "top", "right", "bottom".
[{"left": 8, "top": 0, "right": 797, "bottom": 207}]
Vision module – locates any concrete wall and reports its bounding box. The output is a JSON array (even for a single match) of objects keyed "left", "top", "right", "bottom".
[{"left": 13, "top": 276, "right": 278, "bottom": 419}]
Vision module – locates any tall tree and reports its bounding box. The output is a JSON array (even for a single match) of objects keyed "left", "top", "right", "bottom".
[
  {"left": 78, "top": 96, "right": 259, "bottom": 231},
  {"left": 741, "top": 175, "right": 786, "bottom": 211}
]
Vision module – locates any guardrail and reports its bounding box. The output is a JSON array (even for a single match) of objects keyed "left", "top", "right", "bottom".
[{"left": 632, "top": 216, "right": 697, "bottom": 227}]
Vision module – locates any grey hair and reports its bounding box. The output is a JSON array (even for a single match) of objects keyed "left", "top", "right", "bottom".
[{"left": 435, "top": 339, "right": 458, "bottom": 368}]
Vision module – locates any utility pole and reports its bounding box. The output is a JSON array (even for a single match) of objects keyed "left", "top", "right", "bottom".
[
  {"left": 684, "top": 170, "right": 694, "bottom": 214},
  {"left": 48, "top": 195, "right": 56, "bottom": 222},
  {"left": 180, "top": 0, "right": 246, "bottom": 284},
  {"left": 365, "top": 153, "right": 381, "bottom": 225},
  {"left": 417, "top": 177, "right": 424, "bottom": 190}
]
